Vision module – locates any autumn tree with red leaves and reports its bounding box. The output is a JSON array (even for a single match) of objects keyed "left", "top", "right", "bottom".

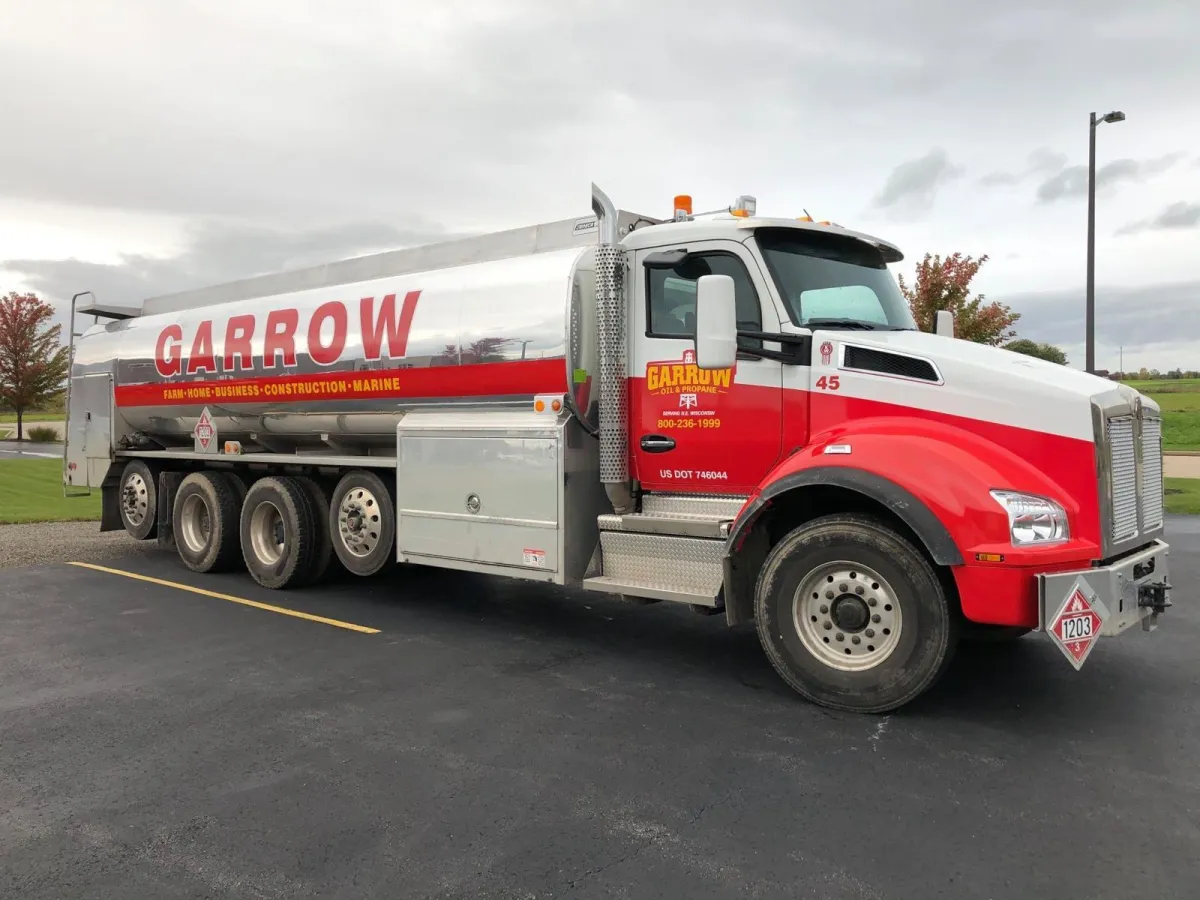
[
  {"left": 897, "top": 253, "right": 1020, "bottom": 346},
  {"left": 0, "top": 292, "right": 70, "bottom": 440}
]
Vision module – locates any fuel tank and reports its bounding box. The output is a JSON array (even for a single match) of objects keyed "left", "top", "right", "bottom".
[{"left": 71, "top": 219, "right": 611, "bottom": 453}]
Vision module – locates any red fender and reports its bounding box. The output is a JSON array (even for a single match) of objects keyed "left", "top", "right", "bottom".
[{"left": 729, "top": 415, "right": 1102, "bottom": 628}]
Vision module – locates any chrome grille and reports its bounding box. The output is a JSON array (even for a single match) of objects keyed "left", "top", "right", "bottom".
[
  {"left": 1106, "top": 415, "right": 1138, "bottom": 542},
  {"left": 1140, "top": 416, "right": 1164, "bottom": 529}
]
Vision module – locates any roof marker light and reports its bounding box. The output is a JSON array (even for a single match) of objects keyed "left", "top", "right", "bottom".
[{"left": 730, "top": 194, "right": 756, "bottom": 217}]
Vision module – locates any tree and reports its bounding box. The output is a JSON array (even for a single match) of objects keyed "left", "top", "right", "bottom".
[
  {"left": 897, "top": 252, "right": 1020, "bottom": 346},
  {"left": 0, "top": 292, "right": 70, "bottom": 440},
  {"left": 1004, "top": 339, "right": 1068, "bottom": 365}
]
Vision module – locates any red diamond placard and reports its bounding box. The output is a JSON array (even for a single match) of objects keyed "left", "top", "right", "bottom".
[
  {"left": 193, "top": 407, "right": 215, "bottom": 451},
  {"left": 1048, "top": 584, "right": 1104, "bottom": 670}
]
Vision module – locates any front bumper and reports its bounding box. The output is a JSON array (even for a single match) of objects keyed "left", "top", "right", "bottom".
[{"left": 1036, "top": 540, "right": 1172, "bottom": 670}]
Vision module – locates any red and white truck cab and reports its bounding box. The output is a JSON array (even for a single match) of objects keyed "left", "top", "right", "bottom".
[{"left": 65, "top": 184, "right": 1173, "bottom": 713}]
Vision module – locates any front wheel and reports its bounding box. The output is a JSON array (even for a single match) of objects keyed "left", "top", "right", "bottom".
[{"left": 754, "top": 514, "right": 958, "bottom": 714}]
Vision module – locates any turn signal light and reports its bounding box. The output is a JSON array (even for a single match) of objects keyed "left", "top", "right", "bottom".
[{"left": 534, "top": 399, "right": 546, "bottom": 412}]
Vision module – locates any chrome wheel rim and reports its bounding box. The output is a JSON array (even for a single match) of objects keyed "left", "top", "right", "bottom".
[
  {"left": 249, "top": 501, "right": 286, "bottom": 566},
  {"left": 792, "top": 560, "right": 903, "bottom": 671},
  {"left": 122, "top": 472, "right": 149, "bottom": 526},
  {"left": 179, "top": 493, "right": 211, "bottom": 554},
  {"left": 337, "top": 487, "right": 381, "bottom": 558}
]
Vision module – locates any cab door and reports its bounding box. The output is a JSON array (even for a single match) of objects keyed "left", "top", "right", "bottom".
[{"left": 628, "top": 239, "right": 784, "bottom": 496}]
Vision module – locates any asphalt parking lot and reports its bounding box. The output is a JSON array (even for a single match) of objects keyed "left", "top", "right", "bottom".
[{"left": 2, "top": 519, "right": 1198, "bottom": 899}]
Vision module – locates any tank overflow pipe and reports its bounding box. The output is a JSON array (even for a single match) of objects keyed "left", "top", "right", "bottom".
[{"left": 591, "top": 182, "right": 633, "bottom": 515}]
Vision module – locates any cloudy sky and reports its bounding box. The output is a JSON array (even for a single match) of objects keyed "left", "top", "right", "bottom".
[{"left": 2, "top": 0, "right": 1197, "bottom": 371}]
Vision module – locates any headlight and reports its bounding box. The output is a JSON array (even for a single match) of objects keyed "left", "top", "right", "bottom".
[{"left": 989, "top": 490, "right": 1070, "bottom": 546}]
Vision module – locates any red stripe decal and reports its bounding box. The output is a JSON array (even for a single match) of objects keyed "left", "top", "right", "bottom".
[{"left": 114, "top": 358, "right": 567, "bottom": 408}]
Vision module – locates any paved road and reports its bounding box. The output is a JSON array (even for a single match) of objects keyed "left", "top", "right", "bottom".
[
  {"left": 1, "top": 520, "right": 1197, "bottom": 899},
  {"left": 0, "top": 441, "right": 62, "bottom": 459}
]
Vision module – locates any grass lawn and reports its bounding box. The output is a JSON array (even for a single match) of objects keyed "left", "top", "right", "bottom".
[
  {"left": 0, "top": 412, "right": 64, "bottom": 424},
  {"left": 0, "top": 459, "right": 101, "bottom": 524},
  {"left": 1165, "top": 478, "right": 1200, "bottom": 516},
  {"left": 1120, "top": 380, "right": 1200, "bottom": 452}
]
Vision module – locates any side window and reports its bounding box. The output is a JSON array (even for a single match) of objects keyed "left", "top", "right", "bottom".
[{"left": 646, "top": 253, "right": 762, "bottom": 338}]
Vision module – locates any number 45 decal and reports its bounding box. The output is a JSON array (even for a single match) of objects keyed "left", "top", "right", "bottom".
[{"left": 815, "top": 375, "right": 841, "bottom": 391}]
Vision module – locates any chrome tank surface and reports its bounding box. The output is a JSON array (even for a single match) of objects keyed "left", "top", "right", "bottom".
[{"left": 73, "top": 246, "right": 597, "bottom": 449}]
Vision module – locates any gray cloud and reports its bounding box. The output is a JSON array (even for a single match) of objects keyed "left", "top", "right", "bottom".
[
  {"left": 1036, "top": 154, "right": 1185, "bottom": 203},
  {"left": 3, "top": 0, "right": 1196, "bottom": 227},
  {"left": 980, "top": 148, "right": 1068, "bottom": 187},
  {"left": 4, "top": 218, "right": 462, "bottom": 313},
  {"left": 872, "top": 148, "right": 963, "bottom": 212},
  {"left": 1116, "top": 201, "right": 1200, "bottom": 236},
  {"left": 997, "top": 279, "right": 1200, "bottom": 351}
]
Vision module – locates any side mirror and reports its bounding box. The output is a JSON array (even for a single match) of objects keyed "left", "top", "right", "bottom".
[
  {"left": 694, "top": 274, "right": 738, "bottom": 370},
  {"left": 935, "top": 310, "right": 955, "bottom": 338}
]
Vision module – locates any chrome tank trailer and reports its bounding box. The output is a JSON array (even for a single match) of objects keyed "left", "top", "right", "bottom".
[{"left": 68, "top": 213, "right": 649, "bottom": 455}]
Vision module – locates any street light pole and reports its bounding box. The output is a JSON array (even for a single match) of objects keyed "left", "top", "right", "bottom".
[{"left": 1086, "top": 109, "right": 1125, "bottom": 374}]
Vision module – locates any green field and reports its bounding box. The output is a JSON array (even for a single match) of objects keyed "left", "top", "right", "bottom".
[
  {"left": 1119, "top": 379, "right": 1200, "bottom": 452},
  {"left": 0, "top": 413, "right": 62, "bottom": 425},
  {"left": 0, "top": 459, "right": 101, "bottom": 524},
  {"left": 1165, "top": 478, "right": 1200, "bottom": 516}
]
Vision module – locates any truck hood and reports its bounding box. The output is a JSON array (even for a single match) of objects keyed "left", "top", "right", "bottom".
[{"left": 814, "top": 328, "right": 1152, "bottom": 443}]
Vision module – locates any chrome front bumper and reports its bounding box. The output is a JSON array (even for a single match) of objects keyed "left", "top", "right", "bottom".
[{"left": 1036, "top": 540, "right": 1171, "bottom": 670}]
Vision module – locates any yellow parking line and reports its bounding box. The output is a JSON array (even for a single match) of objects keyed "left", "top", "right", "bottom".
[{"left": 67, "top": 562, "right": 381, "bottom": 634}]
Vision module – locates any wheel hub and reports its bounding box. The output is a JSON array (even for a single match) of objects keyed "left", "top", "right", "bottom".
[
  {"left": 122, "top": 473, "right": 149, "bottom": 526},
  {"left": 792, "top": 561, "right": 904, "bottom": 672},
  {"left": 831, "top": 595, "right": 870, "bottom": 632},
  {"left": 338, "top": 488, "right": 380, "bottom": 558}
]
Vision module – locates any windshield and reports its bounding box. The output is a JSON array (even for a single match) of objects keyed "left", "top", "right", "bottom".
[{"left": 755, "top": 227, "right": 917, "bottom": 331}]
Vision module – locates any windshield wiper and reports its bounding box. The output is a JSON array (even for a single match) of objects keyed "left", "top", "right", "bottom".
[{"left": 804, "top": 318, "right": 897, "bottom": 331}]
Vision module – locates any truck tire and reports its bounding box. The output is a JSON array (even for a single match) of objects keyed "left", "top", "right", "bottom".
[
  {"left": 172, "top": 471, "right": 242, "bottom": 573},
  {"left": 295, "top": 475, "right": 338, "bottom": 583},
  {"left": 329, "top": 470, "right": 395, "bottom": 577},
  {"left": 118, "top": 459, "right": 159, "bottom": 541},
  {"left": 240, "top": 476, "right": 318, "bottom": 590},
  {"left": 754, "top": 513, "right": 958, "bottom": 714}
]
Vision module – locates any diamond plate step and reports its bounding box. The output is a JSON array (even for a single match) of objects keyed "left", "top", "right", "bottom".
[
  {"left": 596, "top": 512, "right": 729, "bottom": 540},
  {"left": 587, "top": 530, "right": 725, "bottom": 606},
  {"left": 639, "top": 493, "right": 747, "bottom": 521}
]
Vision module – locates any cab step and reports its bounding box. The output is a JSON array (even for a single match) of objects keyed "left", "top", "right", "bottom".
[{"left": 582, "top": 530, "right": 726, "bottom": 608}]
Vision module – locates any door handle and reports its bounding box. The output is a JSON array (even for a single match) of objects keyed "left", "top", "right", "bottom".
[{"left": 640, "top": 435, "right": 676, "bottom": 453}]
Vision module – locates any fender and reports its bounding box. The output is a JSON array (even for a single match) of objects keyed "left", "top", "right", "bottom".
[
  {"left": 721, "top": 415, "right": 1103, "bottom": 625},
  {"left": 726, "top": 463, "right": 964, "bottom": 566}
]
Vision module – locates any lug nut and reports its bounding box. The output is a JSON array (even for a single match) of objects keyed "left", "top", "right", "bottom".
[
  {"left": 835, "top": 633, "right": 845, "bottom": 642},
  {"left": 820, "top": 605, "right": 829, "bottom": 614},
  {"left": 865, "top": 628, "right": 875, "bottom": 638},
  {"left": 872, "top": 614, "right": 881, "bottom": 624}
]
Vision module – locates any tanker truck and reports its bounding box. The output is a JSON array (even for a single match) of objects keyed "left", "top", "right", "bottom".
[{"left": 62, "top": 184, "right": 1174, "bottom": 713}]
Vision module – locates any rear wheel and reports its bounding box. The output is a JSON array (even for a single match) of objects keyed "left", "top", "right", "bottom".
[
  {"left": 329, "top": 470, "right": 396, "bottom": 577},
  {"left": 754, "top": 513, "right": 958, "bottom": 713},
  {"left": 118, "top": 460, "right": 158, "bottom": 540},
  {"left": 240, "top": 476, "right": 317, "bottom": 590},
  {"left": 295, "top": 475, "right": 338, "bottom": 583},
  {"left": 172, "top": 471, "right": 242, "bottom": 573}
]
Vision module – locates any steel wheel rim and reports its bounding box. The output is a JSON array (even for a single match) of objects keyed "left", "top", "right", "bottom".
[
  {"left": 122, "top": 472, "right": 149, "bottom": 526},
  {"left": 249, "top": 500, "right": 286, "bottom": 566},
  {"left": 337, "top": 487, "right": 381, "bottom": 558},
  {"left": 179, "top": 493, "right": 211, "bottom": 554},
  {"left": 792, "top": 560, "right": 903, "bottom": 671}
]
